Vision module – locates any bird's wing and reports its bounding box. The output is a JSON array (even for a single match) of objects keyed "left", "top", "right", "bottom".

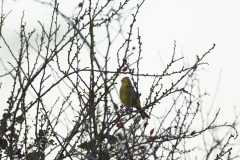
[{"left": 132, "top": 87, "right": 142, "bottom": 109}]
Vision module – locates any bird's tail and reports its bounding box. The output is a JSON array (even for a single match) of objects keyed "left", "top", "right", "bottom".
[{"left": 140, "top": 111, "right": 150, "bottom": 119}]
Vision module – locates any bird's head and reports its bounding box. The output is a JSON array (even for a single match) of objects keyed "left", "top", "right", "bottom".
[{"left": 121, "top": 77, "right": 131, "bottom": 85}]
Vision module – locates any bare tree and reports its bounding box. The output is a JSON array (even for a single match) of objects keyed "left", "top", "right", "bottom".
[{"left": 0, "top": 0, "right": 238, "bottom": 159}]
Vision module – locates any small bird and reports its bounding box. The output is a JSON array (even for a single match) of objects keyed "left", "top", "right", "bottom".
[{"left": 119, "top": 77, "right": 150, "bottom": 119}]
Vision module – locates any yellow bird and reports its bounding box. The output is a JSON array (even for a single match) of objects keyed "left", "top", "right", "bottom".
[{"left": 120, "top": 77, "right": 150, "bottom": 119}]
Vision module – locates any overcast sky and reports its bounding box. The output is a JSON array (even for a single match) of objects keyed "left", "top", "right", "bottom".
[
  {"left": 1, "top": 0, "right": 240, "bottom": 159},
  {"left": 138, "top": 0, "right": 240, "bottom": 119}
]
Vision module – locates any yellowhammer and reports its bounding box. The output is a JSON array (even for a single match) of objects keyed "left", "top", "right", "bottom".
[{"left": 120, "top": 77, "right": 150, "bottom": 119}]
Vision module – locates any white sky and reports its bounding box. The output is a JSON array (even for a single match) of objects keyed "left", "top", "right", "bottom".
[
  {"left": 1, "top": 0, "right": 240, "bottom": 159},
  {"left": 138, "top": 0, "right": 240, "bottom": 119}
]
